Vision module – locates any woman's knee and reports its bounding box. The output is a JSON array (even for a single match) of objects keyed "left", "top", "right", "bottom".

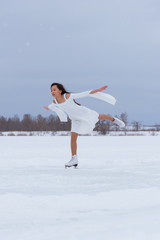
[{"left": 98, "top": 114, "right": 103, "bottom": 120}]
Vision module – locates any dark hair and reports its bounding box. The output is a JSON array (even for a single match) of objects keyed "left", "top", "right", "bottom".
[
  {"left": 50, "top": 83, "right": 70, "bottom": 95},
  {"left": 50, "top": 83, "right": 81, "bottom": 106}
]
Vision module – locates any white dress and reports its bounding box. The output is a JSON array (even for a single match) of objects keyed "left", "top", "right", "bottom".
[
  {"left": 54, "top": 93, "right": 99, "bottom": 134},
  {"left": 48, "top": 90, "right": 116, "bottom": 134}
]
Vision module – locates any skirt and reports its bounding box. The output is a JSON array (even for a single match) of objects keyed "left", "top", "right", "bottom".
[{"left": 71, "top": 107, "right": 99, "bottom": 134}]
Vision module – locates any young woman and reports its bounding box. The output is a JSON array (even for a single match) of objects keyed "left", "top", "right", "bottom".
[{"left": 44, "top": 83, "right": 125, "bottom": 168}]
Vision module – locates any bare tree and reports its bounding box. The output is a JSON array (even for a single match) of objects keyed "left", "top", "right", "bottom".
[
  {"left": 96, "top": 120, "right": 111, "bottom": 135},
  {"left": 21, "top": 114, "right": 33, "bottom": 131},
  {"left": 132, "top": 121, "right": 142, "bottom": 131},
  {"left": 155, "top": 124, "right": 160, "bottom": 131},
  {"left": 12, "top": 115, "right": 20, "bottom": 131},
  {"left": 0, "top": 116, "right": 7, "bottom": 131},
  {"left": 120, "top": 112, "right": 128, "bottom": 135},
  {"left": 120, "top": 112, "right": 128, "bottom": 125},
  {"left": 113, "top": 115, "right": 120, "bottom": 132},
  {"left": 36, "top": 114, "right": 47, "bottom": 131}
]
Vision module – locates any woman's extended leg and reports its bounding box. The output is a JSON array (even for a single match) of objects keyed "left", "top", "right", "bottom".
[
  {"left": 98, "top": 114, "right": 114, "bottom": 122},
  {"left": 71, "top": 132, "right": 78, "bottom": 156},
  {"left": 98, "top": 114, "right": 125, "bottom": 127}
]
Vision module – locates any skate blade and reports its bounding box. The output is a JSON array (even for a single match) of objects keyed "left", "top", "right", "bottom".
[{"left": 65, "top": 164, "right": 78, "bottom": 169}]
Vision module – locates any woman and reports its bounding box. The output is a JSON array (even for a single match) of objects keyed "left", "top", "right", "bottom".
[{"left": 44, "top": 83, "right": 125, "bottom": 168}]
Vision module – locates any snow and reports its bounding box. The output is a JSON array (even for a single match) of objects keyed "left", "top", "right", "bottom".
[
  {"left": 0, "top": 136, "right": 160, "bottom": 240},
  {"left": 1, "top": 130, "right": 160, "bottom": 136}
]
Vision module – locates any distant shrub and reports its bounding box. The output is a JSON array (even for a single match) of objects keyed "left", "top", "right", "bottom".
[
  {"left": 79, "top": 134, "right": 91, "bottom": 136},
  {"left": 151, "top": 131, "right": 157, "bottom": 136},
  {"left": 127, "top": 133, "right": 144, "bottom": 136},
  {"left": 60, "top": 133, "right": 70, "bottom": 136},
  {"left": 17, "top": 133, "right": 27, "bottom": 136},
  {"left": 8, "top": 133, "right": 15, "bottom": 136}
]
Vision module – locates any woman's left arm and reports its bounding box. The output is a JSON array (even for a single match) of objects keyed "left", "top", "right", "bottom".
[
  {"left": 69, "top": 86, "right": 108, "bottom": 99},
  {"left": 90, "top": 86, "right": 108, "bottom": 94}
]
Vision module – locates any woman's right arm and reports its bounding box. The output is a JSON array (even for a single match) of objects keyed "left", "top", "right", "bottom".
[
  {"left": 44, "top": 106, "right": 50, "bottom": 110},
  {"left": 44, "top": 100, "right": 56, "bottom": 110}
]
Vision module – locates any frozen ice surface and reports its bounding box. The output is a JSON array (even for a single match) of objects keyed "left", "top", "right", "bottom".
[{"left": 0, "top": 136, "right": 160, "bottom": 240}]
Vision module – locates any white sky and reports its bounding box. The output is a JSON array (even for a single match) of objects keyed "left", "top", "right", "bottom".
[{"left": 0, "top": 0, "right": 160, "bottom": 124}]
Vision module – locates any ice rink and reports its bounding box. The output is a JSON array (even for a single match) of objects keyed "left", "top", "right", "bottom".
[{"left": 0, "top": 136, "right": 160, "bottom": 240}]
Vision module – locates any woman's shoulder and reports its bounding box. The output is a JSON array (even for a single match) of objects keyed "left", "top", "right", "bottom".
[{"left": 65, "top": 93, "right": 71, "bottom": 99}]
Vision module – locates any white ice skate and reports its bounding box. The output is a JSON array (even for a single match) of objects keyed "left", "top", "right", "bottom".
[
  {"left": 65, "top": 155, "right": 78, "bottom": 168},
  {"left": 114, "top": 117, "right": 125, "bottom": 127}
]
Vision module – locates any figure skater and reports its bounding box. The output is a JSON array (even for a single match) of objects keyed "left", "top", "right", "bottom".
[{"left": 44, "top": 83, "right": 125, "bottom": 168}]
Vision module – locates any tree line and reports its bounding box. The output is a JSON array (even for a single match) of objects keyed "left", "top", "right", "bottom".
[
  {"left": 0, "top": 113, "right": 159, "bottom": 133},
  {"left": 0, "top": 114, "right": 71, "bottom": 132}
]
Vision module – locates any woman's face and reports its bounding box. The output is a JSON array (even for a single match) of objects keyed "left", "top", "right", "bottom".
[{"left": 51, "top": 85, "right": 62, "bottom": 98}]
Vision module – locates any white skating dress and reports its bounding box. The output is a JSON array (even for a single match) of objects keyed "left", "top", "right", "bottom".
[
  {"left": 53, "top": 93, "right": 99, "bottom": 134},
  {"left": 48, "top": 90, "right": 116, "bottom": 134}
]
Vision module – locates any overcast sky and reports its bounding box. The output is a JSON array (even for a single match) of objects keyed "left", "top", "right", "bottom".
[{"left": 0, "top": 0, "right": 160, "bottom": 125}]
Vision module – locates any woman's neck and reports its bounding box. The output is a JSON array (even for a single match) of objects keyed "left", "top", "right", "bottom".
[{"left": 56, "top": 94, "right": 65, "bottom": 103}]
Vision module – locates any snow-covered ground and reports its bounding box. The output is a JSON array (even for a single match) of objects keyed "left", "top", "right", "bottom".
[
  {"left": 1, "top": 130, "right": 160, "bottom": 136},
  {"left": 0, "top": 136, "right": 160, "bottom": 240}
]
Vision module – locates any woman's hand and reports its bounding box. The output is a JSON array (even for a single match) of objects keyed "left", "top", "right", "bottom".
[
  {"left": 98, "top": 86, "right": 108, "bottom": 92},
  {"left": 90, "top": 85, "right": 108, "bottom": 94},
  {"left": 44, "top": 106, "right": 50, "bottom": 110}
]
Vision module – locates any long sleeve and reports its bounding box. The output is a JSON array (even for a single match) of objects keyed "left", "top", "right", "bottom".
[
  {"left": 70, "top": 90, "right": 92, "bottom": 99},
  {"left": 70, "top": 90, "right": 116, "bottom": 105},
  {"left": 89, "top": 92, "right": 116, "bottom": 105},
  {"left": 48, "top": 103, "right": 68, "bottom": 122}
]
